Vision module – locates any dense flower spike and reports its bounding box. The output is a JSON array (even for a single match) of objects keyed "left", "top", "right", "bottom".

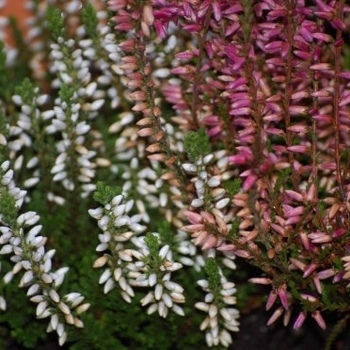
[
  {"left": 89, "top": 189, "right": 147, "bottom": 301},
  {"left": 89, "top": 190, "right": 185, "bottom": 316},
  {"left": 195, "top": 258, "right": 239, "bottom": 347},
  {"left": 0, "top": 160, "right": 89, "bottom": 346}
]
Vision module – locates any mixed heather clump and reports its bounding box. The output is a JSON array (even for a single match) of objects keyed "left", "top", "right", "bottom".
[{"left": 0, "top": 0, "right": 349, "bottom": 348}]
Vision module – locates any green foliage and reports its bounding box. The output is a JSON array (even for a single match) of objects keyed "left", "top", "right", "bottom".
[
  {"left": 224, "top": 178, "right": 242, "bottom": 198},
  {"left": 93, "top": 181, "right": 122, "bottom": 206},
  {"left": 14, "top": 78, "right": 35, "bottom": 103},
  {"left": 157, "top": 220, "right": 175, "bottom": 246},
  {"left": 0, "top": 188, "right": 17, "bottom": 227},
  {"left": 228, "top": 218, "right": 240, "bottom": 240},
  {"left": 0, "top": 274, "right": 47, "bottom": 348},
  {"left": 0, "top": 42, "right": 10, "bottom": 100},
  {"left": 46, "top": 5, "right": 65, "bottom": 41},
  {"left": 183, "top": 128, "right": 211, "bottom": 162},
  {"left": 204, "top": 258, "right": 221, "bottom": 291},
  {"left": 59, "top": 83, "right": 75, "bottom": 104},
  {"left": 82, "top": 3, "right": 99, "bottom": 39},
  {"left": 144, "top": 232, "right": 160, "bottom": 258},
  {"left": 343, "top": 46, "right": 350, "bottom": 70}
]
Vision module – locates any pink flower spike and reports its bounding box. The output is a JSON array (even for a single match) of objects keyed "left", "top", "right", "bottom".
[
  {"left": 333, "top": 272, "right": 344, "bottom": 283},
  {"left": 293, "top": 312, "right": 307, "bottom": 330},
  {"left": 339, "top": 94, "right": 350, "bottom": 107},
  {"left": 287, "top": 145, "right": 310, "bottom": 154},
  {"left": 331, "top": 18, "right": 346, "bottom": 30},
  {"left": 202, "top": 235, "right": 218, "bottom": 250},
  {"left": 287, "top": 125, "right": 308, "bottom": 133},
  {"left": 283, "top": 205, "right": 303, "bottom": 217},
  {"left": 211, "top": 1, "right": 222, "bottom": 21},
  {"left": 278, "top": 285, "right": 289, "bottom": 310},
  {"left": 232, "top": 249, "right": 251, "bottom": 258},
  {"left": 285, "top": 216, "right": 301, "bottom": 225},
  {"left": 312, "top": 310, "right": 326, "bottom": 330},
  {"left": 137, "top": 127, "right": 153, "bottom": 137},
  {"left": 299, "top": 232, "right": 311, "bottom": 250},
  {"left": 248, "top": 277, "right": 272, "bottom": 285},
  {"left": 184, "top": 210, "right": 202, "bottom": 224},
  {"left": 303, "top": 263, "right": 317, "bottom": 278},
  {"left": 267, "top": 307, "right": 284, "bottom": 326},
  {"left": 242, "top": 173, "right": 258, "bottom": 191},
  {"left": 193, "top": 231, "right": 209, "bottom": 246},
  {"left": 228, "top": 154, "right": 248, "bottom": 165},
  {"left": 308, "top": 232, "right": 332, "bottom": 244},
  {"left": 339, "top": 72, "right": 350, "bottom": 79},
  {"left": 314, "top": 33, "right": 334, "bottom": 43},
  {"left": 312, "top": 276, "right": 322, "bottom": 294},
  {"left": 289, "top": 105, "right": 308, "bottom": 115},
  {"left": 200, "top": 211, "right": 215, "bottom": 224},
  {"left": 290, "top": 258, "right": 306, "bottom": 271},
  {"left": 305, "top": 183, "right": 317, "bottom": 202},
  {"left": 285, "top": 190, "right": 303, "bottom": 202},
  {"left": 154, "top": 20, "right": 167, "bottom": 39},
  {"left": 317, "top": 269, "right": 336, "bottom": 280},
  {"left": 301, "top": 293, "right": 317, "bottom": 302},
  {"left": 309, "top": 63, "right": 332, "bottom": 71},
  {"left": 332, "top": 229, "right": 346, "bottom": 239},
  {"left": 182, "top": 24, "right": 202, "bottom": 33},
  {"left": 266, "top": 291, "right": 277, "bottom": 311},
  {"left": 182, "top": 224, "right": 205, "bottom": 233}
]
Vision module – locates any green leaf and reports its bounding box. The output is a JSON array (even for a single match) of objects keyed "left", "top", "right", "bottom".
[
  {"left": 46, "top": 5, "right": 65, "bottom": 41},
  {"left": 145, "top": 233, "right": 160, "bottom": 258},
  {"left": 59, "top": 83, "right": 75, "bottom": 104},
  {"left": 93, "top": 181, "right": 122, "bottom": 205},
  {"left": 224, "top": 178, "right": 242, "bottom": 198},
  {"left": 14, "top": 78, "right": 35, "bottom": 104},
  {"left": 183, "top": 128, "right": 211, "bottom": 162},
  {"left": 0, "top": 188, "right": 17, "bottom": 227},
  {"left": 204, "top": 258, "right": 221, "bottom": 291},
  {"left": 82, "top": 3, "right": 99, "bottom": 39}
]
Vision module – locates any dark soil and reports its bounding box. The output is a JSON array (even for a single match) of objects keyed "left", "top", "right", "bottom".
[{"left": 233, "top": 307, "right": 350, "bottom": 350}]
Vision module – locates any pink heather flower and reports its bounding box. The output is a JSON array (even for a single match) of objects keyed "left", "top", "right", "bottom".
[
  {"left": 277, "top": 285, "right": 289, "bottom": 310},
  {"left": 312, "top": 310, "right": 326, "bottom": 330},
  {"left": 285, "top": 190, "right": 304, "bottom": 202},
  {"left": 317, "top": 269, "right": 336, "bottom": 280},
  {"left": 290, "top": 258, "right": 306, "bottom": 272},
  {"left": 283, "top": 204, "right": 303, "bottom": 217},
  {"left": 248, "top": 278, "right": 272, "bottom": 285},
  {"left": 308, "top": 232, "right": 332, "bottom": 244},
  {"left": 312, "top": 276, "right": 322, "bottom": 294},
  {"left": 105, "top": 0, "right": 350, "bottom": 338},
  {"left": 267, "top": 307, "right": 284, "bottom": 326},
  {"left": 302, "top": 263, "right": 317, "bottom": 278},
  {"left": 107, "top": 0, "right": 127, "bottom": 11},
  {"left": 266, "top": 290, "right": 278, "bottom": 311},
  {"left": 293, "top": 312, "right": 307, "bottom": 330}
]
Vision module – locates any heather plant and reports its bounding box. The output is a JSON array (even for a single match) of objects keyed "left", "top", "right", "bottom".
[{"left": 0, "top": 0, "right": 350, "bottom": 349}]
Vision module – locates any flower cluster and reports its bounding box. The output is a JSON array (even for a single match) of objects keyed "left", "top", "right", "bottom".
[
  {"left": 89, "top": 186, "right": 185, "bottom": 317},
  {"left": 195, "top": 257, "right": 239, "bottom": 348},
  {"left": 0, "top": 160, "right": 89, "bottom": 346}
]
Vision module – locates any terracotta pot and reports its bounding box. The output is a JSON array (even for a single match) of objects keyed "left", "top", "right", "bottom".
[{"left": 0, "top": 2, "right": 30, "bottom": 45}]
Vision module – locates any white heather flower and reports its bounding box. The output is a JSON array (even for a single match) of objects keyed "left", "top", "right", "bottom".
[
  {"left": 0, "top": 161, "right": 88, "bottom": 345},
  {"left": 125, "top": 235, "right": 185, "bottom": 318},
  {"left": 90, "top": 192, "right": 149, "bottom": 301},
  {"left": 195, "top": 267, "right": 240, "bottom": 348}
]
